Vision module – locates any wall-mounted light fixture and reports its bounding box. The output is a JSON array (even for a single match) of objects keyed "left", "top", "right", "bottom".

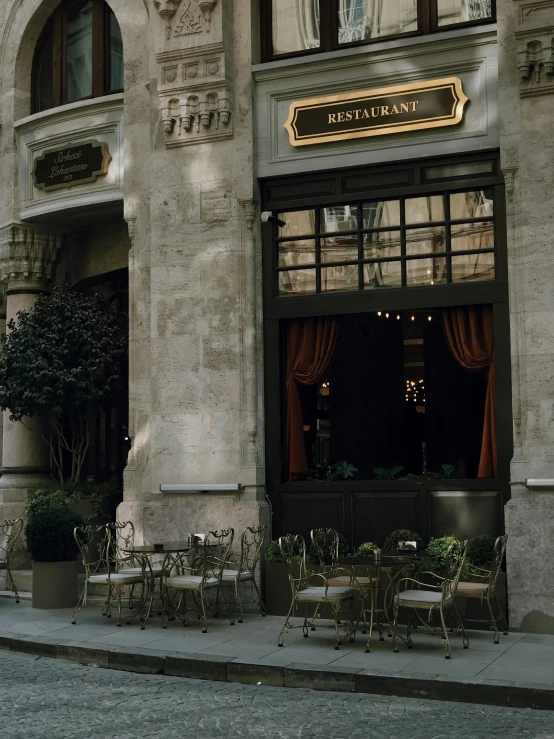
[{"left": 160, "top": 483, "right": 242, "bottom": 494}]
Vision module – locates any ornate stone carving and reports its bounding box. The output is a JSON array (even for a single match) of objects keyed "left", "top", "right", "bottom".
[
  {"left": 516, "top": 4, "right": 554, "bottom": 96},
  {"left": 157, "top": 43, "right": 232, "bottom": 147},
  {"left": 0, "top": 224, "right": 62, "bottom": 284},
  {"left": 174, "top": 1, "right": 203, "bottom": 37},
  {"left": 153, "top": 0, "right": 183, "bottom": 39}
]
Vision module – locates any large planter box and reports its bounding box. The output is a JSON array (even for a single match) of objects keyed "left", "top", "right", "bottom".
[
  {"left": 264, "top": 562, "right": 293, "bottom": 617},
  {"left": 32, "top": 560, "right": 78, "bottom": 609}
]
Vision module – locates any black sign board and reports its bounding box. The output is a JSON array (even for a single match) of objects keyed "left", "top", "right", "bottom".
[
  {"left": 33, "top": 140, "right": 111, "bottom": 192},
  {"left": 285, "top": 78, "right": 468, "bottom": 147}
]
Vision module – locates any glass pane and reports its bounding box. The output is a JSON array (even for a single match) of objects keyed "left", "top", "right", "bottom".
[
  {"left": 406, "top": 226, "right": 446, "bottom": 255},
  {"left": 405, "top": 195, "right": 445, "bottom": 224},
  {"left": 321, "top": 265, "right": 359, "bottom": 292},
  {"left": 423, "top": 161, "right": 493, "bottom": 182},
  {"left": 321, "top": 235, "right": 358, "bottom": 263},
  {"left": 67, "top": 0, "right": 93, "bottom": 102},
  {"left": 278, "top": 239, "right": 316, "bottom": 268},
  {"left": 451, "top": 254, "right": 495, "bottom": 282},
  {"left": 36, "top": 34, "right": 54, "bottom": 111},
  {"left": 406, "top": 257, "right": 447, "bottom": 286},
  {"left": 278, "top": 269, "right": 316, "bottom": 295},
  {"left": 363, "top": 230, "right": 401, "bottom": 259},
  {"left": 279, "top": 211, "right": 316, "bottom": 238},
  {"left": 109, "top": 9, "right": 124, "bottom": 91},
  {"left": 272, "top": 0, "right": 320, "bottom": 55},
  {"left": 438, "top": 0, "right": 492, "bottom": 26},
  {"left": 450, "top": 190, "right": 494, "bottom": 219},
  {"left": 363, "top": 261, "right": 402, "bottom": 288},
  {"left": 363, "top": 200, "right": 400, "bottom": 228},
  {"left": 321, "top": 205, "right": 358, "bottom": 233},
  {"left": 338, "top": 0, "right": 418, "bottom": 44},
  {"left": 451, "top": 222, "right": 494, "bottom": 251}
]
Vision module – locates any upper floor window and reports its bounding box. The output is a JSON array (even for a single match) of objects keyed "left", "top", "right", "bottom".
[
  {"left": 262, "top": 0, "right": 495, "bottom": 60},
  {"left": 32, "top": 0, "right": 123, "bottom": 113}
]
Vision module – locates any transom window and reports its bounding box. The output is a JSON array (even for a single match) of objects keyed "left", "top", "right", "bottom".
[
  {"left": 275, "top": 189, "right": 495, "bottom": 296},
  {"left": 263, "top": 0, "right": 495, "bottom": 60},
  {"left": 32, "top": 0, "right": 123, "bottom": 113}
]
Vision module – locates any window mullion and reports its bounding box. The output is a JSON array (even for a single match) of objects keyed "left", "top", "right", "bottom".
[
  {"left": 52, "top": 8, "right": 64, "bottom": 106},
  {"left": 321, "top": 0, "right": 334, "bottom": 52},
  {"left": 427, "top": 0, "right": 438, "bottom": 33}
]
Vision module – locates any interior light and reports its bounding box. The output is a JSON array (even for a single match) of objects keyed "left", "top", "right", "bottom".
[
  {"left": 396, "top": 314, "right": 400, "bottom": 320},
  {"left": 377, "top": 311, "right": 382, "bottom": 316},
  {"left": 411, "top": 315, "right": 415, "bottom": 321},
  {"left": 428, "top": 315, "right": 432, "bottom": 321},
  {"left": 385, "top": 312, "right": 389, "bottom": 318}
]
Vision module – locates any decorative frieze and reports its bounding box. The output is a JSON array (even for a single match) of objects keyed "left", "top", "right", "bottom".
[
  {"left": 154, "top": 0, "right": 218, "bottom": 40},
  {"left": 516, "top": 3, "right": 554, "bottom": 96},
  {"left": 157, "top": 43, "right": 232, "bottom": 147},
  {"left": 0, "top": 224, "right": 62, "bottom": 284}
]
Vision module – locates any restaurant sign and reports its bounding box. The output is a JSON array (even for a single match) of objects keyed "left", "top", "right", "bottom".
[
  {"left": 284, "top": 77, "right": 469, "bottom": 147},
  {"left": 33, "top": 140, "right": 112, "bottom": 192}
]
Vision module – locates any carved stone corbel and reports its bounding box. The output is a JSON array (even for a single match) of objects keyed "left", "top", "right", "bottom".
[
  {"left": 515, "top": 6, "right": 554, "bottom": 96},
  {"left": 153, "top": 0, "right": 183, "bottom": 39},
  {"left": 0, "top": 224, "right": 63, "bottom": 287}
]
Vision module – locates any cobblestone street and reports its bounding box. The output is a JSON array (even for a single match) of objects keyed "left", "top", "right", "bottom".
[{"left": 1, "top": 651, "right": 553, "bottom": 739}]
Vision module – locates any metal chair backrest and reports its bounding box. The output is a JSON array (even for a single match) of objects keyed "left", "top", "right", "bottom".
[
  {"left": 489, "top": 534, "right": 507, "bottom": 590},
  {"left": 74, "top": 525, "right": 110, "bottom": 578},
  {"left": 238, "top": 525, "right": 267, "bottom": 575},
  {"left": 0, "top": 519, "right": 23, "bottom": 566},
  {"left": 310, "top": 528, "right": 339, "bottom": 569},
  {"left": 193, "top": 529, "right": 234, "bottom": 584},
  {"left": 278, "top": 534, "right": 308, "bottom": 586},
  {"left": 443, "top": 539, "right": 468, "bottom": 599},
  {"left": 109, "top": 521, "right": 135, "bottom": 560}
]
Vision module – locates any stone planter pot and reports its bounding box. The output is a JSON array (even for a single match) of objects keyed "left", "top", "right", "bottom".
[{"left": 32, "top": 560, "right": 78, "bottom": 609}]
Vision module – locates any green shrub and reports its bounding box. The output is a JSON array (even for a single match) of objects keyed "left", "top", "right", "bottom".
[
  {"left": 355, "top": 541, "right": 379, "bottom": 556},
  {"left": 26, "top": 480, "right": 120, "bottom": 521},
  {"left": 383, "top": 529, "right": 425, "bottom": 552},
  {"left": 466, "top": 535, "right": 496, "bottom": 567},
  {"left": 308, "top": 532, "right": 350, "bottom": 564},
  {"left": 425, "top": 535, "right": 460, "bottom": 569},
  {"left": 264, "top": 536, "right": 304, "bottom": 564},
  {"left": 25, "top": 506, "right": 84, "bottom": 562}
]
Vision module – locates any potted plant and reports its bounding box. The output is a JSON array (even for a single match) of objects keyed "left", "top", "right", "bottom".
[
  {"left": 25, "top": 506, "right": 84, "bottom": 609},
  {"left": 383, "top": 528, "right": 425, "bottom": 553}
]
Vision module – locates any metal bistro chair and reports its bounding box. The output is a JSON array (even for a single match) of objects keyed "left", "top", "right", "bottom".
[
  {"left": 162, "top": 529, "right": 234, "bottom": 633},
  {"left": 72, "top": 524, "right": 145, "bottom": 627},
  {"left": 278, "top": 534, "right": 357, "bottom": 650},
  {"left": 310, "top": 528, "right": 380, "bottom": 637},
  {"left": 109, "top": 521, "right": 165, "bottom": 609},
  {"left": 220, "top": 525, "right": 267, "bottom": 622},
  {"left": 392, "top": 540, "right": 469, "bottom": 659},
  {"left": 455, "top": 534, "right": 509, "bottom": 644},
  {"left": 0, "top": 519, "right": 23, "bottom": 602}
]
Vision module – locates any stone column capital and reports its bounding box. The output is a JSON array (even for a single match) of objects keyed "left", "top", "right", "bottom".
[{"left": 0, "top": 223, "right": 63, "bottom": 291}]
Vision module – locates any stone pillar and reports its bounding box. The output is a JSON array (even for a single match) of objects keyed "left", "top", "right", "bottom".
[
  {"left": 499, "top": 3, "right": 554, "bottom": 632},
  {"left": 0, "top": 224, "right": 62, "bottom": 568}
]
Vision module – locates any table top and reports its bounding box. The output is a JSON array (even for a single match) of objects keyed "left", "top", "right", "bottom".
[
  {"left": 337, "top": 554, "right": 422, "bottom": 568},
  {"left": 123, "top": 541, "right": 206, "bottom": 554}
]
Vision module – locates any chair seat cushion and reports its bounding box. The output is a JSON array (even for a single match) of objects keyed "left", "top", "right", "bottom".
[
  {"left": 166, "top": 575, "right": 218, "bottom": 590},
  {"left": 119, "top": 567, "right": 164, "bottom": 578},
  {"left": 88, "top": 573, "right": 144, "bottom": 585},
  {"left": 327, "top": 576, "right": 377, "bottom": 587},
  {"left": 296, "top": 586, "right": 355, "bottom": 603},
  {"left": 456, "top": 581, "right": 490, "bottom": 598},
  {"left": 221, "top": 569, "right": 252, "bottom": 582},
  {"left": 394, "top": 589, "right": 453, "bottom": 608}
]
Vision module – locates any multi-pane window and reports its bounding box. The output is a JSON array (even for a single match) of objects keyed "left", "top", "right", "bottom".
[
  {"left": 275, "top": 189, "right": 495, "bottom": 296},
  {"left": 264, "top": 0, "right": 495, "bottom": 59},
  {"left": 32, "top": 0, "right": 123, "bottom": 113}
]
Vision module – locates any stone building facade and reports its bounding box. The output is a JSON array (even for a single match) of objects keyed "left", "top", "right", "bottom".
[{"left": 0, "top": 0, "right": 552, "bottom": 633}]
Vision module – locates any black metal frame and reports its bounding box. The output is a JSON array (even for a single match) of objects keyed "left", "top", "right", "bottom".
[
  {"left": 261, "top": 152, "right": 511, "bottom": 543},
  {"left": 261, "top": 0, "right": 497, "bottom": 62}
]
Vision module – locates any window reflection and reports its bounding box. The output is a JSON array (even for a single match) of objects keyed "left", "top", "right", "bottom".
[
  {"left": 438, "top": 0, "right": 492, "bottom": 26},
  {"left": 338, "top": 0, "right": 418, "bottom": 43},
  {"left": 67, "top": 0, "right": 93, "bottom": 102},
  {"left": 272, "top": 0, "right": 320, "bottom": 55}
]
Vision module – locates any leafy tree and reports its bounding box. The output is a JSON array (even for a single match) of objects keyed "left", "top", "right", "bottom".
[{"left": 0, "top": 286, "right": 126, "bottom": 483}]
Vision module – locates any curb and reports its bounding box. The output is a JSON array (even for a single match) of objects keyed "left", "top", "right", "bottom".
[{"left": 1, "top": 631, "right": 553, "bottom": 711}]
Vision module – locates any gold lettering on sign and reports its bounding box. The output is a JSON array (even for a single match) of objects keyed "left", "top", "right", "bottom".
[{"left": 327, "top": 100, "right": 419, "bottom": 126}]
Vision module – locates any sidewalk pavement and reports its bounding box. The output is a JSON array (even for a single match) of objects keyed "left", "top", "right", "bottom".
[{"left": 0, "top": 595, "right": 553, "bottom": 710}]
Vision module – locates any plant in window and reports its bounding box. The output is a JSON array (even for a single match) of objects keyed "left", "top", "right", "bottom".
[
  {"left": 328, "top": 461, "right": 358, "bottom": 480},
  {"left": 0, "top": 287, "right": 127, "bottom": 484},
  {"left": 373, "top": 466, "right": 405, "bottom": 480},
  {"left": 383, "top": 529, "right": 425, "bottom": 552}
]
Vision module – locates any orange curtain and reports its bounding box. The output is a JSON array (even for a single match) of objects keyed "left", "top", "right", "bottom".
[
  {"left": 441, "top": 306, "right": 497, "bottom": 478},
  {"left": 285, "top": 317, "right": 339, "bottom": 480}
]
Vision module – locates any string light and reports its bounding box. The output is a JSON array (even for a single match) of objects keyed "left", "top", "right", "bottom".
[
  {"left": 428, "top": 316, "right": 432, "bottom": 321},
  {"left": 377, "top": 311, "right": 382, "bottom": 316},
  {"left": 385, "top": 312, "right": 389, "bottom": 318},
  {"left": 411, "top": 315, "right": 415, "bottom": 321},
  {"left": 396, "top": 314, "right": 401, "bottom": 320}
]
